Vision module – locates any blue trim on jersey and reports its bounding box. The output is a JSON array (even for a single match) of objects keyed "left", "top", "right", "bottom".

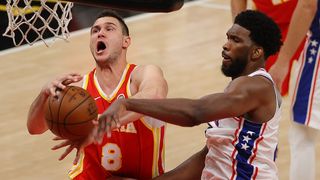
[
  {"left": 234, "top": 120, "right": 262, "bottom": 180},
  {"left": 273, "top": 145, "right": 278, "bottom": 161},
  {"left": 293, "top": 37, "right": 319, "bottom": 124}
]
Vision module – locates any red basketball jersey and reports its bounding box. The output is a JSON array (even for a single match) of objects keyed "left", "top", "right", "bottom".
[
  {"left": 253, "top": 0, "right": 297, "bottom": 32},
  {"left": 69, "top": 64, "right": 165, "bottom": 179},
  {"left": 253, "top": 0, "right": 305, "bottom": 96}
]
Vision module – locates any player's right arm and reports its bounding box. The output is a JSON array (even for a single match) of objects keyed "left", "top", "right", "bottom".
[
  {"left": 27, "top": 73, "right": 83, "bottom": 134},
  {"left": 154, "top": 146, "right": 207, "bottom": 179},
  {"left": 230, "top": 0, "right": 248, "bottom": 21}
]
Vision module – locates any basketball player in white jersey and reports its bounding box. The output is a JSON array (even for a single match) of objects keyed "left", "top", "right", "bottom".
[{"left": 96, "top": 10, "right": 283, "bottom": 179}]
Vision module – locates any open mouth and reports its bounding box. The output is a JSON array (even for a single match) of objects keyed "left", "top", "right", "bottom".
[
  {"left": 222, "top": 51, "right": 230, "bottom": 59},
  {"left": 97, "top": 41, "right": 106, "bottom": 53},
  {"left": 222, "top": 51, "right": 231, "bottom": 61}
]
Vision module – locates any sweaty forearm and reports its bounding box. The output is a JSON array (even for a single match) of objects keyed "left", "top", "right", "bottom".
[
  {"left": 124, "top": 92, "right": 246, "bottom": 126},
  {"left": 125, "top": 98, "right": 201, "bottom": 127},
  {"left": 27, "top": 92, "right": 49, "bottom": 134}
]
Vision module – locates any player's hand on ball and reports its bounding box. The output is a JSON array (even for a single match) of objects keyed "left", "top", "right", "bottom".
[
  {"left": 41, "top": 73, "right": 83, "bottom": 97},
  {"left": 51, "top": 120, "right": 98, "bottom": 164},
  {"left": 95, "top": 99, "right": 126, "bottom": 142}
]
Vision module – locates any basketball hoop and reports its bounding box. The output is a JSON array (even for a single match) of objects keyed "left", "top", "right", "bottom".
[
  {"left": 3, "top": 0, "right": 184, "bottom": 47},
  {"left": 3, "top": 0, "right": 74, "bottom": 46}
]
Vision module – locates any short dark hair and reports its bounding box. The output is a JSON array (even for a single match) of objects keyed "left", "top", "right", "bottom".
[
  {"left": 234, "top": 10, "right": 282, "bottom": 59},
  {"left": 95, "top": 10, "right": 129, "bottom": 36}
]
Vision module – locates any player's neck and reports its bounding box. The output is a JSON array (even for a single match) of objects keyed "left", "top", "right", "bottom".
[
  {"left": 241, "top": 61, "right": 264, "bottom": 77},
  {"left": 95, "top": 60, "right": 128, "bottom": 94}
]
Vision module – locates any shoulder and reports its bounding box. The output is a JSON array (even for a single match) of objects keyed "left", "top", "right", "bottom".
[
  {"left": 129, "top": 64, "right": 168, "bottom": 97},
  {"left": 226, "top": 75, "right": 274, "bottom": 98},
  {"left": 131, "top": 64, "right": 165, "bottom": 82},
  {"left": 231, "top": 74, "right": 272, "bottom": 88},
  {"left": 132, "top": 64, "right": 164, "bottom": 76}
]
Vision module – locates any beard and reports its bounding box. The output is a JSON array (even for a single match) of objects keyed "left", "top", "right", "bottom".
[{"left": 221, "top": 57, "right": 247, "bottom": 77}]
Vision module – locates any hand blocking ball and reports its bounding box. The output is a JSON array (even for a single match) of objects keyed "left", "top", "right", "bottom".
[{"left": 45, "top": 86, "right": 98, "bottom": 140}]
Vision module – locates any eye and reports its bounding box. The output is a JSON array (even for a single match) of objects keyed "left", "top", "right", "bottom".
[
  {"left": 232, "top": 37, "right": 240, "bottom": 43},
  {"left": 91, "top": 28, "right": 99, "bottom": 34},
  {"left": 228, "top": 36, "right": 240, "bottom": 43},
  {"left": 106, "top": 27, "right": 115, "bottom": 32}
]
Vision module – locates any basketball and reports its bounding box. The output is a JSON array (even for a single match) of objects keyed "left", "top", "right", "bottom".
[{"left": 44, "top": 86, "right": 98, "bottom": 140}]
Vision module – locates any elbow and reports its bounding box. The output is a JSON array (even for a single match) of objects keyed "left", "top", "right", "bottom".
[
  {"left": 191, "top": 112, "right": 206, "bottom": 127},
  {"left": 181, "top": 99, "right": 212, "bottom": 127},
  {"left": 188, "top": 106, "right": 207, "bottom": 127},
  {"left": 179, "top": 117, "right": 202, "bottom": 127},
  {"left": 171, "top": 109, "right": 203, "bottom": 127},
  {"left": 190, "top": 117, "right": 203, "bottom": 126}
]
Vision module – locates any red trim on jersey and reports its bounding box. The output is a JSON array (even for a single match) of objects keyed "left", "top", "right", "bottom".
[
  {"left": 252, "top": 167, "right": 259, "bottom": 180},
  {"left": 230, "top": 118, "right": 243, "bottom": 180},
  {"left": 233, "top": 117, "right": 241, "bottom": 121},
  {"left": 158, "top": 127, "right": 165, "bottom": 174}
]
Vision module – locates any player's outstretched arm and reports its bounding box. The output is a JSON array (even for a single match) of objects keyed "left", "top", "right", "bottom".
[
  {"left": 154, "top": 146, "right": 207, "bottom": 180},
  {"left": 128, "top": 76, "right": 273, "bottom": 125},
  {"left": 97, "top": 75, "right": 274, "bottom": 136},
  {"left": 269, "top": 0, "right": 317, "bottom": 89},
  {"left": 27, "top": 73, "right": 83, "bottom": 134}
]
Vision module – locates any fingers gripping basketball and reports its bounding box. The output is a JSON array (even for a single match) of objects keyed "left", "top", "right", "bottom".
[{"left": 45, "top": 86, "right": 98, "bottom": 140}]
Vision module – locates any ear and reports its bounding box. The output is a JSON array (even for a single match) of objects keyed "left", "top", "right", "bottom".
[
  {"left": 251, "top": 47, "right": 263, "bottom": 60},
  {"left": 123, "top": 36, "right": 131, "bottom": 48}
]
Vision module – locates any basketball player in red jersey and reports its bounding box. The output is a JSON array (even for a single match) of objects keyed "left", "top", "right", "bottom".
[
  {"left": 27, "top": 10, "right": 168, "bottom": 179},
  {"left": 231, "top": 0, "right": 304, "bottom": 96}
]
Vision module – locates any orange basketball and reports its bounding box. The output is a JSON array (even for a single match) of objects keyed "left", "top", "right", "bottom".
[{"left": 45, "top": 86, "right": 98, "bottom": 140}]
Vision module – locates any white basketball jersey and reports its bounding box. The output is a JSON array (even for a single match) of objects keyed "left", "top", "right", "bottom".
[{"left": 202, "top": 69, "right": 281, "bottom": 180}]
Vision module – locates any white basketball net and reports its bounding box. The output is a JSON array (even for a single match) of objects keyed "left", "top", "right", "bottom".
[{"left": 3, "top": 0, "right": 74, "bottom": 46}]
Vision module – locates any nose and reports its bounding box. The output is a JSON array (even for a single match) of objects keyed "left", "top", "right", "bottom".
[
  {"left": 98, "top": 29, "right": 105, "bottom": 38},
  {"left": 223, "top": 41, "right": 230, "bottom": 51}
]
